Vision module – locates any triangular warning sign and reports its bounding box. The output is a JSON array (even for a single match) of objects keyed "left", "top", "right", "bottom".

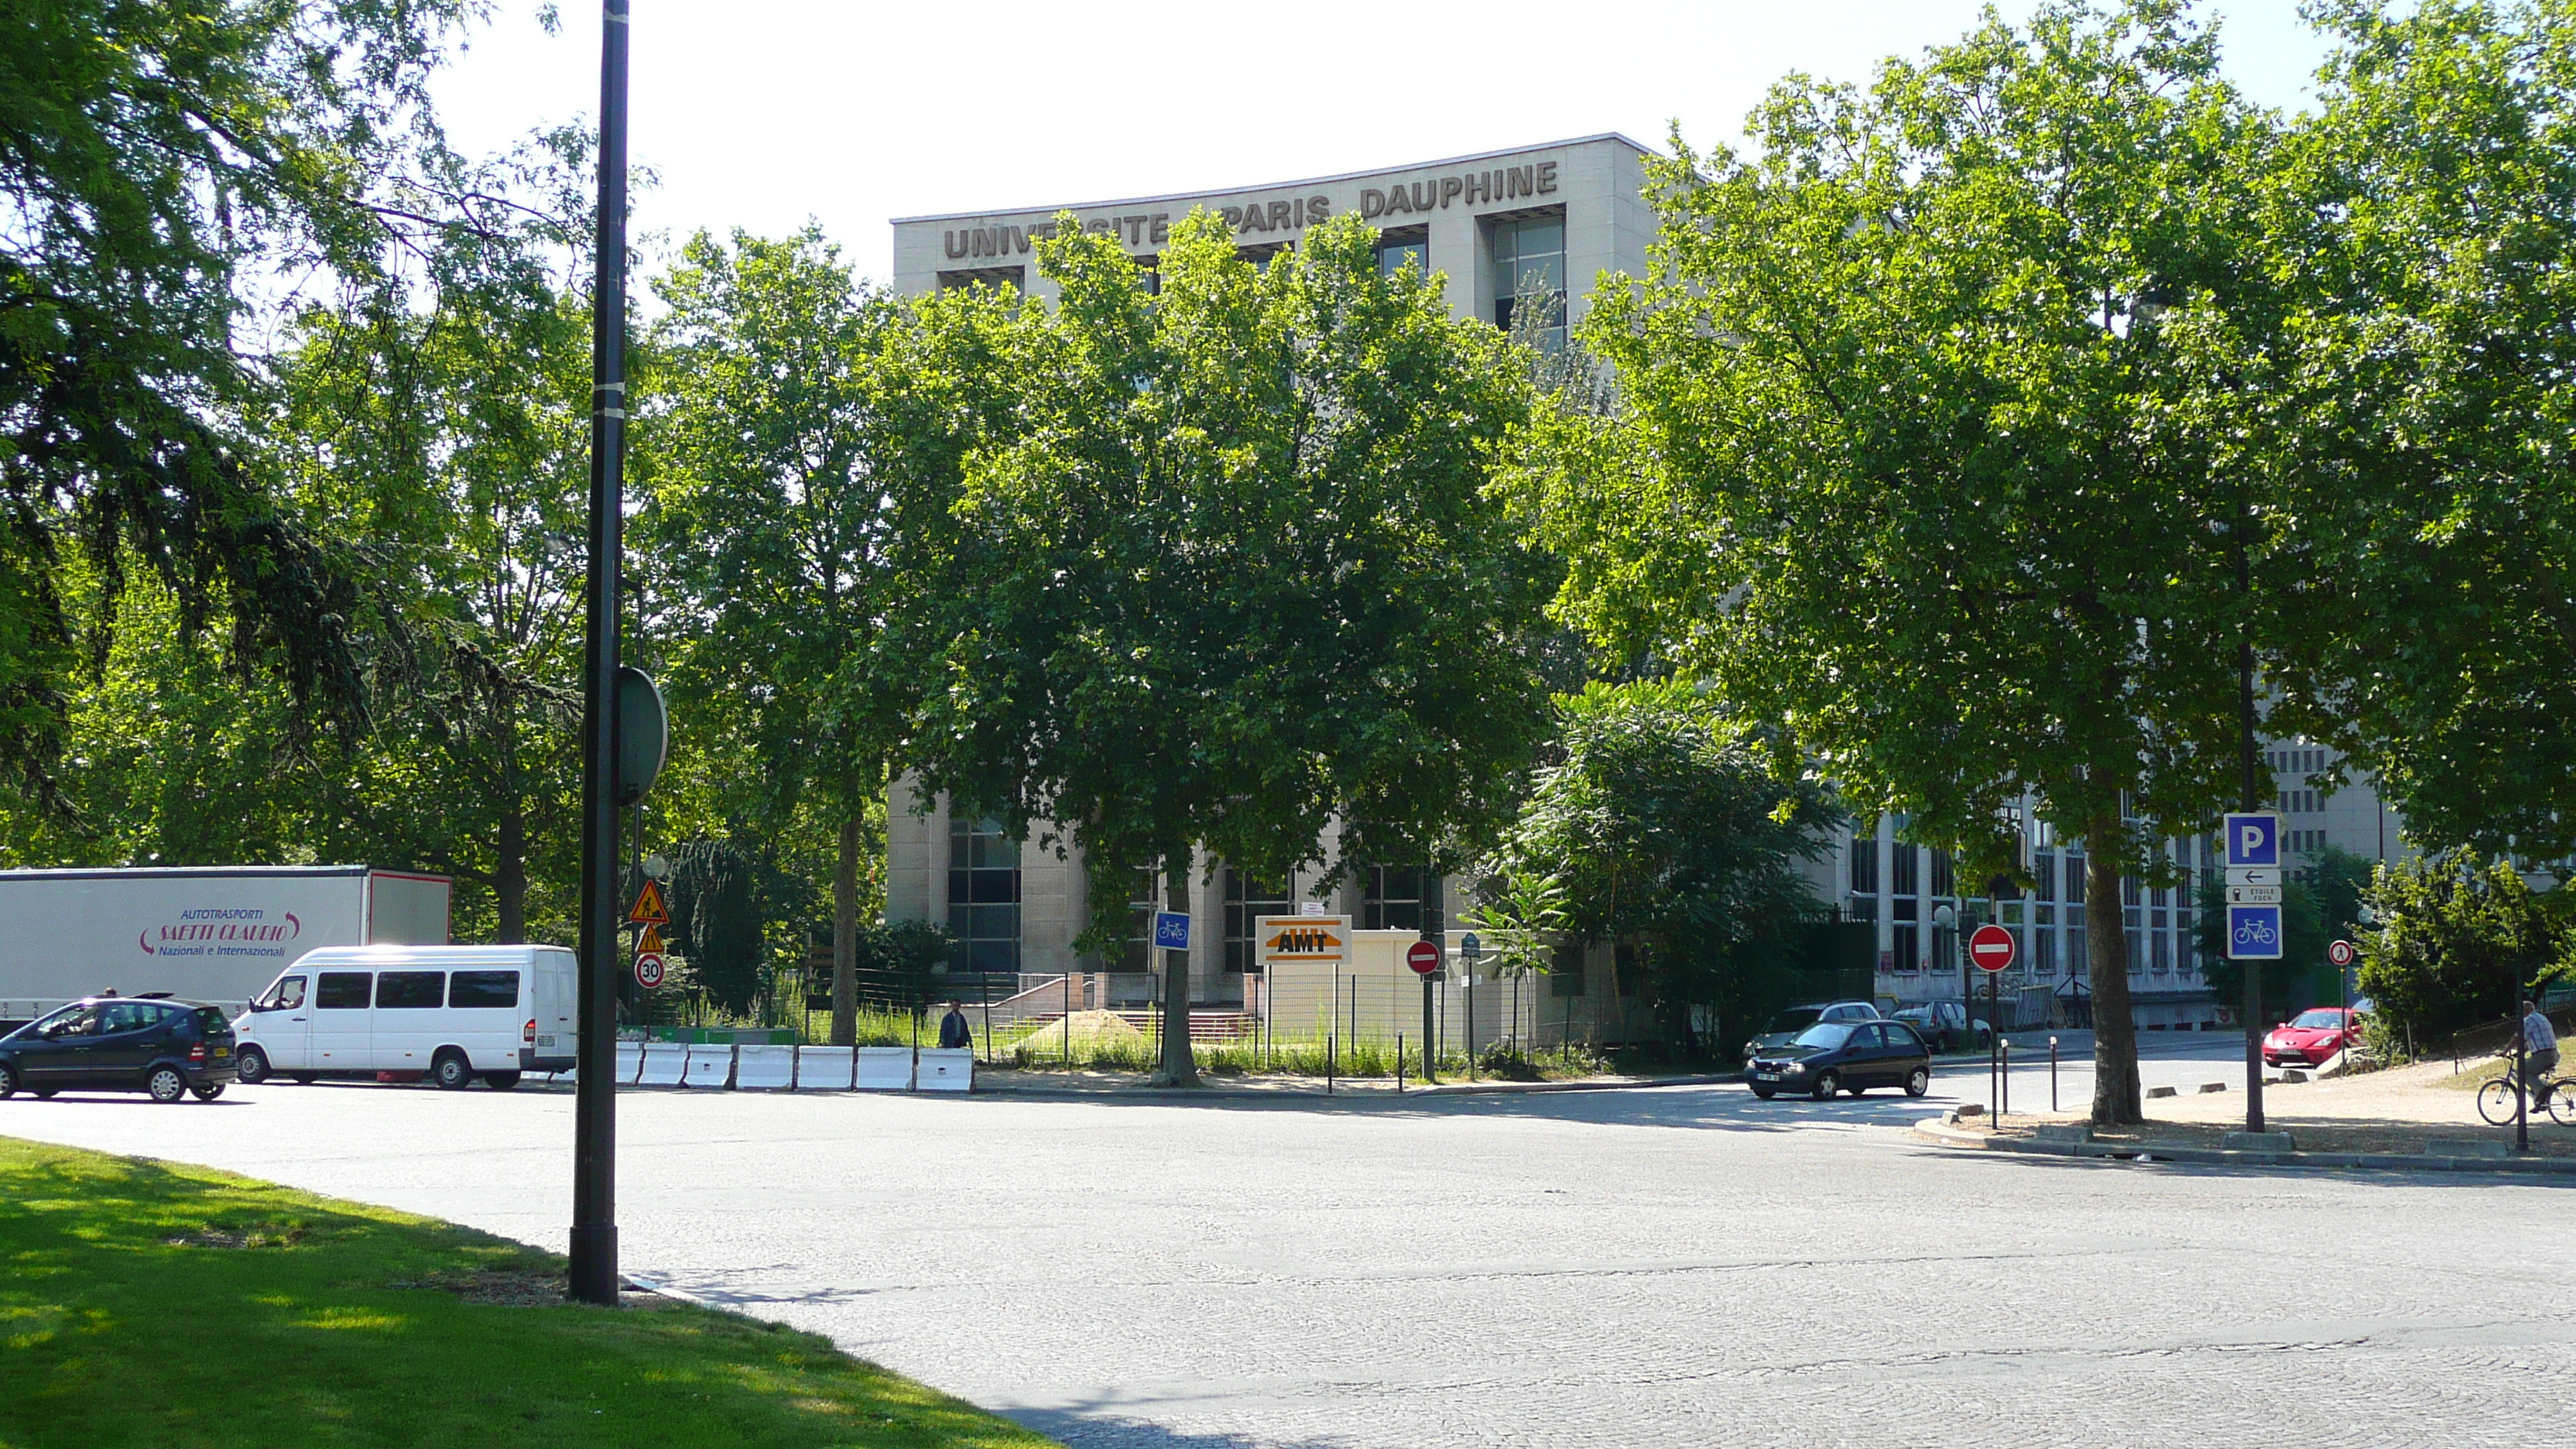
[
  {"left": 628, "top": 879, "right": 669, "bottom": 924},
  {"left": 635, "top": 923, "right": 665, "bottom": 954}
]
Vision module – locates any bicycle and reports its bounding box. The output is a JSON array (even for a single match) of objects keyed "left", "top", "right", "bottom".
[{"left": 2476, "top": 1057, "right": 2576, "bottom": 1126}]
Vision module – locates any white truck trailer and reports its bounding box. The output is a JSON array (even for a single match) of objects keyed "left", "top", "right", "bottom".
[{"left": 0, "top": 865, "right": 451, "bottom": 1022}]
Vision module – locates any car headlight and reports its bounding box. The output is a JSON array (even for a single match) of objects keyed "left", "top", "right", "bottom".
[{"left": 1783, "top": 1061, "right": 1807, "bottom": 1074}]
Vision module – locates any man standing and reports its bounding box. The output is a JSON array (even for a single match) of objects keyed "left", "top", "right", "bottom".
[
  {"left": 938, "top": 1001, "right": 974, "bottom": 1051},
  {"left": 2517, "top": 1000, "right": 2559, "bottom": 1096}
]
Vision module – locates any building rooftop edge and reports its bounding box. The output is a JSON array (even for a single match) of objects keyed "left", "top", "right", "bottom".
[{"left": 889, "top": 132, "right": 1660, "bottom": 227}]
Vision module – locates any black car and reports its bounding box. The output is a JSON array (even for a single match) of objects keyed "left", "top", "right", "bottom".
[
  {"left": 0, "top": 995, "right": 239, "bottom": 1102},
  {"left": 1746, "top": 1019, "right": 1934, "bottom": 1101}
]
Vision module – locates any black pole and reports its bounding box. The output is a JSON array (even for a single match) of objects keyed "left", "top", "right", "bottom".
[
  {"left": 2516, "top": 1029, "right": 2530, "bottom": 1153},
  {"left": 2240, "top": 524, "right": 2266, "bottom": 1135},
  {"left": 1422, "top": 974, "right": 1437, "bottom": 1084},
  {"left": 568, "top": 0, "right": 630, "bottom": 1309}
]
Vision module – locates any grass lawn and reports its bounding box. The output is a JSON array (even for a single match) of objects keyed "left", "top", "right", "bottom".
[{"left": 0, "top": 1137, "right": 1058, "bottom": 1449}]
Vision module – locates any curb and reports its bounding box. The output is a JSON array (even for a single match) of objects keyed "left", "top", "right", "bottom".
[
  {"left": 968, "top": 1071, "right": 1746, "bottom": 1099},
  {"left": 1910, "top": 1117, "right": 2576, "bottom": 1174}
]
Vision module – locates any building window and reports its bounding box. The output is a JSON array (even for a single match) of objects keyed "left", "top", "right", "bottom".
[
  {"left": 1120, "top": 868, "right": 1160, "bottom": 971},
  {"left": 1225, "top": 869, "right": 1293, "bottom": 975},
  {"left": 2035, "top": 915, "right": 2058, "bottom": 976},
  {"left": 2176, "top": 922, "right": 2196, "bottom": 976},
  {"left": 1891, "top": 844, "right": 1918, "bottom": 898},
  {"left": 1376, "top": 228, "right": 1427, "bottom": 278},
  {"left": 2066, "top": 854, "right": 2087, "bottom": 904},
  {"left": 1364, "top": 866, "right": 1444, "bottom": 936},
  {"left": 2033, "top": 851, "right": 2055, "bottom": 902},
  {"left": 1849, "top": 829, "right": 1878, "bottom": 893},
  {"left": 1550, "top": 940, "right": 1586, "bottom": 998},
  {"left": 1892, "top": 923, "right": 1919, "bottom": 973},
  {"left": 947, "top": 817, "right": 1021, "bottom": 975},
  {"left": 937, "top": 266, "right": 1024, "bottom": 293},
  {"left": 1930, "top": 848, "right": 1954, "bottom": 900},
  {"left": 1489, "top": 214, "right": 1565, "bottom": 350}
]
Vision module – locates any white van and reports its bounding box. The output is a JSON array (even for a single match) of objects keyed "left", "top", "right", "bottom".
[{"left": 231, "top": 944, "right": 576, "bottom": 1090}]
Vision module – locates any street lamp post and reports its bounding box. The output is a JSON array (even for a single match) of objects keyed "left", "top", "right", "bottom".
[{"left": 568, "top": 0, "right": 632, "bottom": 1308}]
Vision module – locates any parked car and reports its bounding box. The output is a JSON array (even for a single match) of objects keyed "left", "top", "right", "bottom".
[
  {"left": 1742, "top": 1001, "right": 1882, "bottom": 1061},
  {"left": 1891, "top": 1001, "right": 1993, "bottom": 1054},
  {"left": 1748, "top": 1019, "right": 1934, "bottom": 1100},
  {"left": 0, "top": 995, "right": 238, "bottom": 1102},
  {"left": 2263, "top": 1007, "right": 2363, "bottom": 1067}
]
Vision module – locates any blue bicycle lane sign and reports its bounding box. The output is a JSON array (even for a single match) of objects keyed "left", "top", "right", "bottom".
[{"left": 2223, "top": 811, "right": 2283, "bottom": 960}]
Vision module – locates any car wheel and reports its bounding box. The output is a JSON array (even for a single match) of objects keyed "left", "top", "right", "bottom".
[
  {"left": 0, "top": 1063, "right": 16, "bottom": 1100},
  {"left": 146, "top": 1066, "right": 188, "bottom": 1104},
  {"left": 430, "top": 1052, "right": 474, "bottom": 1091},
  {"left": 1810, "top": 1070, "right": 1840, "bottom": 1101},
  {"left": 481, "top": 1070, "right": 522, "bottom": 1091},
  {"left": 190, "top": 1082, "right": 225, "bottom": 1102},
  {"left": 1906, "top": 1067, "right": 1931, "bottom": 1098},
  {"left": 1750, "top": 1085, "right": 1776, "bottom": 1100},
  {"left": 235, "top": 1045, "right": 271, "bottom": 1085}
]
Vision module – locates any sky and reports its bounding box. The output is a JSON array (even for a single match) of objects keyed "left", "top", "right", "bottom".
[{"left": 429, "top": 0, "right": 2335, "bottom": 286}]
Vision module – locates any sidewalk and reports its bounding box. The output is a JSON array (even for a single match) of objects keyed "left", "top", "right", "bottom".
[{"left": 971, "top": 1067, "right": 1742, "bottom": 1098}]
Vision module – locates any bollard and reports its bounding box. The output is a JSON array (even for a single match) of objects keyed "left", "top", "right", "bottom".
[
  {"left": 1327, "top": 1030, "right": 1336, "bottom": 1097},
  {"left": 2001, "top": 1037, "right": 2010, "bottom": 1119},
  {"left": 1398, "top": 1032, "right": 1406, "bottom": 1093},
  {"left": 2050, "top": 1034, "right": 2060, "bottom": 1114}
]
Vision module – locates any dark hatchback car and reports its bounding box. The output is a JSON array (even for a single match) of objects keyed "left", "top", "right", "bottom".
[
  {"left": 0, "top": 996, "right": 239, "bottom": 1102},
  {"left": 1747, "top": 1019, "right": 1934, "bottom": 1101}
]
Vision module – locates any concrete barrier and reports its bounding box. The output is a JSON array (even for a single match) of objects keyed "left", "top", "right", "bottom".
[
  {"left": 735, "top": 1044, "right": 794, "bottom": 1091},
  {"left": 614, "top": 1043, "right": 643, "bottom": 1084},
  {"left": 916, "top": 1047, "right": 974, "bottom": 1092},
  {"left": 795, "top": 1046, "right": 855, "bottom": 1091},
  {"left": 636, "top": 1043, "right": 687, "bottom": 1087},
  {"left": 681, "top": 1043, "right": 735, "bottom": 1089},
  {"left": 855, "top": 1046, "right": 912, "bottom": 1091}
]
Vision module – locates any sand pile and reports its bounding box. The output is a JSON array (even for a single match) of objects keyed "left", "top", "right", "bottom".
[{"left": 1034, "top": 1009, "right": 1145, "bottom": 1048}]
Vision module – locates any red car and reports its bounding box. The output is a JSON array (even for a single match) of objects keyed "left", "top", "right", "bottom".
[{"left": 2263, "top": 1007, "right": 2362, "bottom": 1067}]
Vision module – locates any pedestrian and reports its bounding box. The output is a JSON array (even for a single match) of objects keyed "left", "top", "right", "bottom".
[
  {"left": 2516, "top": 999, "right": 2558, "bottom": 1103},
  {"left": 938, "top": 1000, "right": 973, "bottom": 1050}
]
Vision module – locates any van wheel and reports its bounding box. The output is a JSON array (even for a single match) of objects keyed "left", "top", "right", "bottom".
[
  {"left": 146, "top": 1066, "right": 188, "bottom": 1103},
  {"left": 430, "top": 1052, "right": 474, "bottom": 1091},
  {"left": 481, "top": 1071, "right": 522, "bottom": 1091},
  {"left": 235, "top": 1045, "right": 271, "bottom": 1084},
  {"left": 291, "top": 1074, "right": 317, "bottom": 1084}
]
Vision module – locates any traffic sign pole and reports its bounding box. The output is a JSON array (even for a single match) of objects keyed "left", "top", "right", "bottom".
[
  {"left": 2225, "top": 810, "right": 2280, "bottom": 1134},
  {"left": 1406, "top": 940, "right": 1441, "bottom": 1084}
]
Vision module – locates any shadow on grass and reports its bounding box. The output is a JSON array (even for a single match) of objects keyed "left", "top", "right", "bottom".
[{"left": 0, "top": 1138, "right": 1059, "bottom": 1449}]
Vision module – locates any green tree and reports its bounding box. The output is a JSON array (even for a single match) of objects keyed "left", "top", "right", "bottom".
[
  {"left": 2357, "top": 850, "right": 2572, "bottom": 1047},
  {"left": 2262, "top": 1, "right": 2576, "bottom": 859},
  {"left": 1465, "top": 868, "right": 1570, "bottom": 1064},
  {"left": 1490, "top": 682, "right": 1838, "bottom": 1055},
  {"left": 639, "top": 228, "right": 956, "bottom": 1043},
  {"left": 1510, "top": 2, "right": 2283, "bottom": 1122},
  {"left": 903, "top": 210, "right": 1556, "bottom": 1084},
  {"left": 1, "top": 0, "right": 490, "bottom": 811}
]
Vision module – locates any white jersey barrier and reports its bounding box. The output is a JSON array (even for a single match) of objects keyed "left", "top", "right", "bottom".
[
  {"left": 734, "top": 1044, "right": 795, "bottom": 1091},
  {"left": 636, "top": 1043, "right": 687, "bottom": 1087},
  {"left": 794, "top": 1046, "right": 854, "bottom": 1091},
  {"left": 613, "top": 1043, "right": 643, "bottom": 1084},
  {"left": 916, "top": 1048, "right": 973, "bottom": 1092},
  {"left": 681, "top": 1044, "right": 735, "bottom": 1088},
  {"left": 856, "top": 1046, "right": 913, "bottom": 1091}
]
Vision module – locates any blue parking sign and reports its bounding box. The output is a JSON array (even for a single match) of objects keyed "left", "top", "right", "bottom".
[
  {"left": 2222, "top": 812, "right": 2280, "bottom": 868},
  {"left": 1152, "top": 911, "right": 1191, "bottom": 951},
  {"left": 2227, "top": 904, "right": 2283, "bottom": 961}
]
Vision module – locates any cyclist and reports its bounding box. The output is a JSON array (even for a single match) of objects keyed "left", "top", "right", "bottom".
[{"left": 2514, "top": 999, "right": 2559, "bottom": 1105}]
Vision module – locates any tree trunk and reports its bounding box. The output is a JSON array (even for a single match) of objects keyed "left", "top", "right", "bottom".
[
  {"left": 495, "top": 806, "right": 527, "bottom": 945},
  {"left": 2087, "top": 817, "right": 2143, "bottom": 1124},
  {"left": 832, "top": 812, "right": 859, "bottom": 1047},
  {"left": 1156, "top": 854, "right": 1199, "bottom": 1086}
]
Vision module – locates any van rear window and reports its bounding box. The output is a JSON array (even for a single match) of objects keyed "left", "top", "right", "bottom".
[
  {"left": 317, "top": 973, "right": 372, "bottom": 1009},
  {"left": 448, "top": 970, "right": 520, "bottom": 1009},
  {"left": 375, "top": 971, "right": 445, "bottom": 1009}
]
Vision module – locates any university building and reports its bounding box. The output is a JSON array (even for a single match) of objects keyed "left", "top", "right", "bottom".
[{"left": 879, "top": 137, "right": 2402, "bottom": 1040}]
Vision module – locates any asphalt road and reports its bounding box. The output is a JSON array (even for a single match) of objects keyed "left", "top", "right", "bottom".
[{"left": 5, "top": 1056, "right": 2564, "bottom": 1449}]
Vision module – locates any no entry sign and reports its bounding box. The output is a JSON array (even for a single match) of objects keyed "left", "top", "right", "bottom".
[
  {"left": 1406, "top": 940, "right": 1442, "bottom": 976},
  {"left": 1968, "top": 924, "right": 2016, "bottom": 974}
]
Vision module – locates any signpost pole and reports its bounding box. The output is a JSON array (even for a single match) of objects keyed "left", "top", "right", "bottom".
[
  {"left": 2239, "top": 550, "right": 2266, "bottom": 1135},
  {"left": 568, "top": 0, "right": 631, "bottom": 1310},
  {"left": 1423, "top": 974, "right": 1437, "bottom": 1084}
]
